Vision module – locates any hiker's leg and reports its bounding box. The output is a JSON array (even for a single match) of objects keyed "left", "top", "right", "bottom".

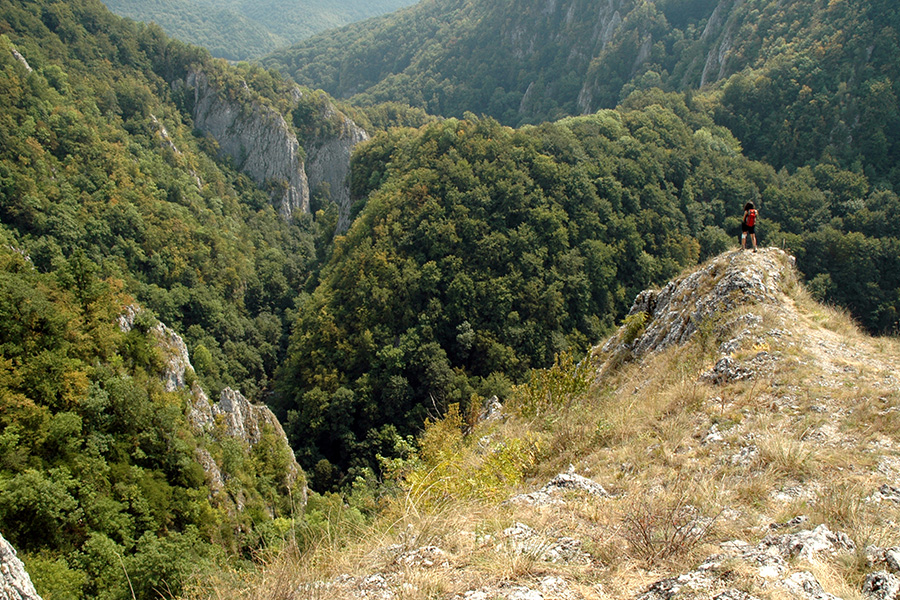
[
  {"left": 741, "top": 232, "right": 747, "bottom": 249},
  {"left": 751, "top": 233, "right": 757, "bottom": 250}
]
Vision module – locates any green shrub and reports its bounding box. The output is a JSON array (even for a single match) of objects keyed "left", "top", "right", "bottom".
[{"left": 510, "top": 352, "right": 592, "bottom": 418}]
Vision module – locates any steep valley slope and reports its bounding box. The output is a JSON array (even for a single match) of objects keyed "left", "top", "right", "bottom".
[{"left": 192, "top": 248, "right": 900, "bottom": 600}]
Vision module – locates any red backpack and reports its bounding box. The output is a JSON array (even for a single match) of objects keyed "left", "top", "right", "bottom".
[{"left": 745, "top": 209, "right": 757, "bottom": 227}]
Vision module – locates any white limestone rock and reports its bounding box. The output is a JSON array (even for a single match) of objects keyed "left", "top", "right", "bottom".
[{"left": 0, "top": 533, "right": 42, "bottom": 600}]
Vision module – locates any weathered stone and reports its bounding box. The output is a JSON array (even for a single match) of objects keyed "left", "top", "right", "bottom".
[
  {"left": 862, "top": 571, "right": 900, "bottom": 600},
  {"left": 868, "top": 546, "right": 900, "bottom": 574},
  {"left": 118, "top": 304, "right": 191, "bottom": 392},
  {"left": 597, "top": 249, "right": 790, "bottom": 370},
  {"left": 179, "top": 70, "right": 367, "bottom": 227},
  {"left": 0, "top": 533, "right": 42, "bottom": 600},
  {"left": 869, "top": 484, "right": 900, "bottom": 504},
  {"left": 782, "top": 571, "right": 841, "bottom": 600},
  {"left": 702, "top": 355, "right": 754, "bottom": 384},
  {"left": 760, "top": 524, "right": 855, "bottom": 561},
  {"left": 889, "top": 549, "right": 900, "bottom": 573},
  {"left": 507, "top": 468, "right": 609, "bottom": 506},
  {"left": 394, "top": 546, "right": 449, "bottom": 568},
  {"left": 194, "top": 446, "right": 225, "bottom": 497},
  {"left": 184, "top": 69, "right": 310, "bottom": 219},
  {"left": 640, "top": 526, "right": 855, "bottom": 600},
  {"left": 9, "top": 46, "right": 32, "bottom": 73},
  {"left": 481, "top": 395, "right": 503, "bottom": 421},
  {"left": 713, "top": 590, "right": 763, "bottom": 600},
  {"left": 769, "top": 515, "right": 810, "bottom": 531},
  {"left": 637, "top": 569, "right": 718, "bottom": 600},
  {"left": 455, "top": 577, "right": 583, "bottom": 600},
  {"left": 118, "top": 305, "right": 306, "bottom": 511},
  {"left": 304, "top": 109, "right": 369, "bottom": 233}
]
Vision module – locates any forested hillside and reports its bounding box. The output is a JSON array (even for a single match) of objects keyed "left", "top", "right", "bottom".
[
  {"left": 274, "top": 91, "right": 900, "bottom": 488},
  {"left": 101, "top": 0, "right": 419, "bottom": 61},
  {"left": 0, "top": 0, "right": 356, "bottom": 404},
  {"left": 0, "top": 0, "right": 347, "bottom": 596},
  {"left": 264, "top": 0, "right": 900, "bottom": 188}
]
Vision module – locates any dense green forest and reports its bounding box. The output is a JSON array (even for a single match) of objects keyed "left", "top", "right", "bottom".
[
  {"left": 0, "top": 0, "right": 339, "bottom": 597},
  {"left": 101, "top": 0, "right": 419, "bottom": 61},
  {"left": 0, "top": 245, "right": 302, "bottom": 599},
  {"left": 0, "top": 0, "right": 334, "bottom": 404},
  {"left": 264, "top": 0, "right": 900, "bottom": 188},
  {"left": 274, "top": 91, "right": 900, "bottom": 487}
]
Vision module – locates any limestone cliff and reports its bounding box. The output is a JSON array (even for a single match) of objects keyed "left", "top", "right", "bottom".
[
  {"left": 184, "top": 69, "right": 309, "bottom": 219},
  {"left": 0, "top": 533, "right": 41, "bottom": 600},
  {"left": 305, "top": 107, "right": 369, "bottom": 233},
  {"left": 698, "top": 0, "right": 744, "bottom": 87},
  {"left": 181, "top": 69, "right": 367, "bottom": 229}
]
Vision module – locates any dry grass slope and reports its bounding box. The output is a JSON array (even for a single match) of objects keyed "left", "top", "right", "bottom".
[{"left": 183, "top": 248, "right": 900, "bottom": 600}]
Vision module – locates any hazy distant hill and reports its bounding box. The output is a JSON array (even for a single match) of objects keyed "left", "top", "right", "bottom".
[{"left": 101, "top": 0, "right": 419, "bottom": 60}]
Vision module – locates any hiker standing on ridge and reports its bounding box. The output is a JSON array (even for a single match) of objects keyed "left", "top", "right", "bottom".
[{"left": 741, "top": 202, "right": 758, "bottom": 252}]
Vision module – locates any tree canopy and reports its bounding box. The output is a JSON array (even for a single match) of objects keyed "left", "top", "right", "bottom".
[{"left": 274, "top": 91, "right": 900, "bottom": 487}]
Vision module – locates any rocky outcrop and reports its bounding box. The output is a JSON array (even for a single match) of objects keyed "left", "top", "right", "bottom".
[
  {"left": 118, "top": 305, "right": 306, "bottom": 509},
  {"left": 637, "top": 524, "right": 857, "bottom": 600},
  {"left": 507, "top": 467, "right": 610, "bottom": 506},
  {"left": 184, "top": 69, "right": 310, "bottom": 219},
  {"left": 181, "top": 69, "right": 368, "bottom": 229},
  {"left": 305, "top": 107, "right": 369, "bottom": 233},
  {"left": 188, "top": 385, "right": 306, "bottom": 510},
  {"left": 598, "top": 249, "right": 790, "bottom": 366},
  {"left": 8, "top": 45, "right": 32, "bottom": 73},
  {"left": 0, "top": 533, "right": 42, "bottom": 600},
  {"left": 117, "top": 304, "right": 191, "bottom": 392}
]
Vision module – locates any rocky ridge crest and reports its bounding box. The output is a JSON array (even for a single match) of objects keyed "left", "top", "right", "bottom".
[{"left": 598, "top": 248, "right": 791, "bottom": 365}]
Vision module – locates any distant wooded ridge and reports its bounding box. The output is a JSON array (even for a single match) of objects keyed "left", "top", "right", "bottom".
[
  {"left": 263, "top": 0, "right": 900, "bottom": 188},
  {"left": 100, "top": 0, "right": 419, "bottom": 60}
]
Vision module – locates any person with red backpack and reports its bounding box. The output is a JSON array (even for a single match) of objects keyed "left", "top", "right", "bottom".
[{"left": 741, "top": 202, "right": 758, "bottom": 252}]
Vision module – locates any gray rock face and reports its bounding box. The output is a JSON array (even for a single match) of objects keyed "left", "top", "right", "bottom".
[
  {"left": 185, "top": 69, "right": 310, "bottom": 219},
  {"left": 189, "top": 385, "right": 306, "bottom": 510},
  {"left": 182, "top": 69, "right": 368, "bottom": 229},
  {"left": 8, "top": 46, "right": 32, "bottom": 73},
  {"left": 577, "top": 0, "right": 625, "bottom": 114},
  {"left": 508, "top": 467, "right": 609, "bottom": 506},
  {"left": 305, "top": 109, "right": 369, "bottom": 233},
  {"left": 699, "top": 0, "right": 745, "bottom": 87},
  {"left": 701, "top": 355, "right": 754, "bottom": 384},
  {"left": 638, "top": 525, "right": 855, "bottom": 600},
  {"left": 868, "top": 546, "right": 900, "bottom": 574},
  {"left": 0, "top": 533, "right": 42, "bottom": 600},
  {"left": 117, "top": 304, "right": 192, "bottom": 392},
  {"left": 863, "top": 571, "right": 900, "bottom": 600},
  {"left": 498, "top": 523, "right": 591, "bottom": 565}
]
